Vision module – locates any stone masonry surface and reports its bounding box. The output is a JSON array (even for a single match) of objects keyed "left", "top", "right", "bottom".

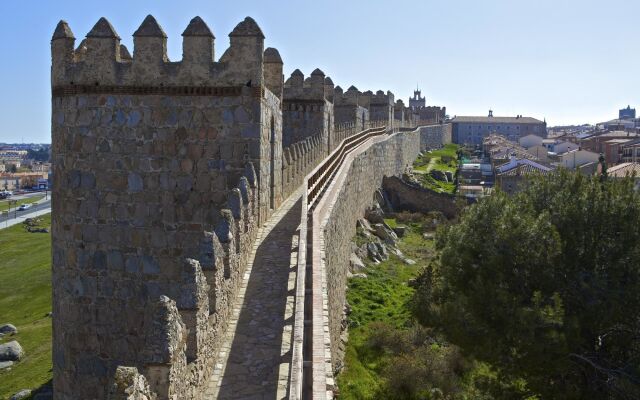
[{"left": 206, "top": 189, "right": 302, "bottom": 399}]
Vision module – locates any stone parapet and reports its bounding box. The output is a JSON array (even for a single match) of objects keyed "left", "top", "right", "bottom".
[{"left": 51, "top": 16, "right": 268, "bottom": 88}]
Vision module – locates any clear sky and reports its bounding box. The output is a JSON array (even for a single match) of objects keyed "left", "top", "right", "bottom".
[{"left": 1, "top": 0, "right": 638, "bottom": 143}]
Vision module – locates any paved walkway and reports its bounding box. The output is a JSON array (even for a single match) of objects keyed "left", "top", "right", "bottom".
[{"left": 206, "top": 190, "right": 303, "bottom": 400}]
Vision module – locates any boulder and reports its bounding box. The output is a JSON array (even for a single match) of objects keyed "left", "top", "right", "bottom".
[
  {"left": 422, "top": 232, "right": 435, "bottom": 240},
  {"left": 0, "top": 341, "right": 24, "bottom": 361},
  {"left": 357, "top": 218, "right": 374, "bottom": 233},
  {"left": 375, "top": 242, "right": 389, "bottom": 260},
  {"left": 0, "top": 360, "right": 14, "bottom": 369},
  {"left": 0, "top": 324, "right": 17, "bottom": 335},
  {"left": 366, "top": 242, "right": 381, "bottom": 262},
  {"left": 372, "top": 223, "right": 398, "bottom": 245},
  {"left": 352, "top": 273, "right": 368, "bottom": 279},
  {"left": 430, "top": 169, "right": 447, "bottom": 182},
  {"left": 392, "top": 226, "right": 407, "bottom": 238},
  {"left": 349, "top": 253, "right": 365, "bottom": 272},
  {"left": 10, "top": 389, "right": 31, "bottom": 400},
  {"left": 365, "top": 204, "right": 385, "bottom": 224}
]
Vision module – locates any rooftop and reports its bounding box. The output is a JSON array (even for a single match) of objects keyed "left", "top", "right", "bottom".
[
  {"left": 452, "top": 116, "right": 544, "bottom": 124},
  {"left": 608, "top": 162, "right": 640, "bottom": 178}
]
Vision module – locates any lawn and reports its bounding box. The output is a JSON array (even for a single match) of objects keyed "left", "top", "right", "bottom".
[
  {"left": 337, "top": 220, "right": 434, "bottom": 399},
  {"left": 0, "top": 214, "right": 52, "bottom": 399},
  {"left": 0, "top": 195, "right": 45, "bottom": 213},
  {"left": 412, "top": 144, "right": 459, "bottom": 194}
]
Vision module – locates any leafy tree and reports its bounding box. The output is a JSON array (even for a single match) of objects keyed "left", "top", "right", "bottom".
[
  {"left": 413, "top": 170, "right": 640, "bottom": 399},
  {"left": 26, "top": 148, "right": 50, "bottom": 162}
]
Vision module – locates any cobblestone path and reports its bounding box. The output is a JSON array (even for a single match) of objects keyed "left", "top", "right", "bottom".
[{"left": 206, "top": 190, "right": 303, "bottom": 399}]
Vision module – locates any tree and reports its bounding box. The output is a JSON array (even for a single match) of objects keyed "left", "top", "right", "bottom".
[{"left": 413, "top": 170, "right": 640, "bottom": 399}]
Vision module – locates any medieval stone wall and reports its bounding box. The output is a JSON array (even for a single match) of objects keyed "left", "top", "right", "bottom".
[
  {"left": 419, "top": 123, "right": 452, "bottom": 150},
  {"left": 51, "top": 15, "right": 282, "bottom": 399},
  {"left": 320, "top": 129, "right": 423, "bottom": 370}
]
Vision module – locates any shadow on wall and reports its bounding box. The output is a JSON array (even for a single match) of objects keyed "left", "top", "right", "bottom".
[
  {"left": 382, "top": 176, "right": 460, "bottom": 219},
  {"left": 217, "top": 196, "right": 302, "bottom": 399}
]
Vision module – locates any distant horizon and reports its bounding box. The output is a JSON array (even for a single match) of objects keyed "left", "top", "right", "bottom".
[{"left": 0, "top": 0, "right": 638, "bottom": 142}]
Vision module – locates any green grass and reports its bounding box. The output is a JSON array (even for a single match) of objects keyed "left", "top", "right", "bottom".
[
  {"left": 0, "top": 214, "right": 52, "bottom": 399},
  {"left": 412, "top": 144, "right": 459, "bottom": 194},
  {"left": 0, "top": 195, "right": 45, "bottom": 213},
  {"left": 338, "top": 221, "right": 434, "bottom": 399}
]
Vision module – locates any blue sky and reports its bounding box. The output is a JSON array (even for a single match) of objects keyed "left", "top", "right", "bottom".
[{"left": 1, "top": 0, "right": 638, "bottom": 143}]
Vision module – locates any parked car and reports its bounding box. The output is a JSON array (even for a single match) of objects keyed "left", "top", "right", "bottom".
[{"left": 18, "top": 204, "right": 32, "bottom": 211}]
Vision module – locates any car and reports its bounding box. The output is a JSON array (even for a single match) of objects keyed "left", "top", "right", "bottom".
[{"left": 18, "top": 204, "right": 32, "bottom": 211}]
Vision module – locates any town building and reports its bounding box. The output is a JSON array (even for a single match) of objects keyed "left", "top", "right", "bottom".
[
  {"left": 621, "top": 139, "right": 640, "bottom": 163},
  {"left": 608, "top": 162, "right": 640, "bottom": 190},
  {"left": 619, "top": 105, "right": 636, "bottom": 120},
  {"left": 408, "top": 87, "right": 446, "bottom": 124},
  {"left": 452, "top": 111, "right": 547, "bottom": 145},
  {"left": 553, "top": 149, "right": 600, "bottom": 170},
  {"left": 580, "top": 131, "right": 639, "bottom": 154},
  {"left": 495, "top": 156, "right": 553, "bottom": 195},
  {"left": 518, "top": 134, "right": 543, "bottom": 149}
]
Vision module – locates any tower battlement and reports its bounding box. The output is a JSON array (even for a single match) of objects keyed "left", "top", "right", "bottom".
[
  {"left": 51, "top": 16, "right": 268, "bottom": 89},
  {"left": 51, "top": 14, "right": 285, "bottom": 399},
  {"left": 283, "top": 68, "right": 334, "bottom": 101}
]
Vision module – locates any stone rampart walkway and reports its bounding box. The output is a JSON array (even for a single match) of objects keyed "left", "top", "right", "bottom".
[{"left": 206, "top": 189, "right": 303, "bottom": 399}]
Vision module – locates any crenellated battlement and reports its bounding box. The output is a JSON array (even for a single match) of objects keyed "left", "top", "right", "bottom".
[
  {"left": 51, "top": 15, "right": 270, "bottom": 89},
  {"left": 283, "top": 68, "right": 334, "bottom": 102}
]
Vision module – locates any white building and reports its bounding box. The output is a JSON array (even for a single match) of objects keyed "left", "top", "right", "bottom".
[
  {"left": 556, "top": 149, "right": 600, "bottom": 169},
  {"left": 553, "top": 141, "right": 579, "bottom": 154},
  {"left": 519, "top": 134, "right": 544, "bottom": 149}
]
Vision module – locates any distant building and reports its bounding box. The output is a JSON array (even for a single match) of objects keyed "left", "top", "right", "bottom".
[
  {"left": 552, "top": 141, "right": 579, "bottom": 154},
  {"left": 619, "top": 105, "right": 636, "bottom": 120},
  {"left": 409, "top": 89, "right": 425, "bottom": 109},
  {"left": 607, "top": 163, "right": 640, "bottom": 190},
  {"left": 601, "top": 118, "right": 635, "bottom": 131},
  {"left": 518, "top": 134, "right": 544, "bottom": 149},
  {"left": 452, "top": 111, "right": 547, "bottom": 145},
  {"left": 408, "top": 87, "right": 446, "bottom": 124},
  {"left": 495, "top": 157, "right": 553, "bottom": 195},
  {"left": 621, "top": 139, "right": 640, "bottom": 163},
  {"left": 555, "top": 149, "right": 600, "bottom": 169},
  {"left": 581, "top": 131, "right": 639, "bottom": 154}
]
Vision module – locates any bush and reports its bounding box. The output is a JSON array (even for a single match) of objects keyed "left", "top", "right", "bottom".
[{"left": 414, "top": 170, "right": 640, "bottom": 399}]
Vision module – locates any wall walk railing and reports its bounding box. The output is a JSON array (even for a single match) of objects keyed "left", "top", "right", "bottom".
[{"left": 289, "top": 123, "right": 394, "bottom": 400}]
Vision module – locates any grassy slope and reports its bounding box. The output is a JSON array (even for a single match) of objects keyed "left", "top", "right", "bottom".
[
  {"left": 413, "top": 144, "right": 459, "bottom": 194},
  {"left": 0, "top": 214, "right": 52, "bottom": 399},
  {"left": 0, "top": 195, "right": 45, "bottom": 213},
  {"left": 338, "top": 222, "right": 433, "bottom": 399}
]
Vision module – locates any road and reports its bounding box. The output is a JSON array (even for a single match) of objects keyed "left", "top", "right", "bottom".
[{"left": 0, "top": 198, "right": 52, "bottom": 229}]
